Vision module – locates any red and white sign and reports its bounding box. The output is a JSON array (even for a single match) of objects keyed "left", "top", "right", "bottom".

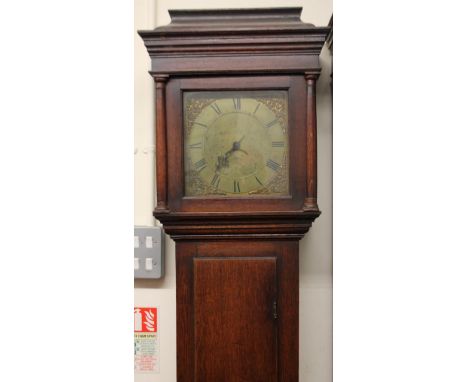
[
  {"left": 134, "top": 307, "right": 159, "bottom": 373},
  {"left": 134, "top": 307, "right": 157, "bottom": 333}
]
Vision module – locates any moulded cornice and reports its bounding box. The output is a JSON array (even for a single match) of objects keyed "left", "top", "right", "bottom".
[{"left": 138, "top": 8, "right": 330, "bottom": 75}]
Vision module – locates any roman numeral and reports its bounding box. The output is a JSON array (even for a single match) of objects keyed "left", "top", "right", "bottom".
[
  {"left": 255, "top": 176, "right": 263, "bottom": 186},
  {"left": 253, "top": 103, "right": 261, "bottom": 115},
  {"left": 233, "top": 180, "right": 240, "bottom": 193},
  {"left": 271, "top": 141, "right": 285, "bottom": 148},
  {"left": 189, "top": 142, "right": 202, "bottom": 149},
  {"left": 193, "top": 158, "right": 207, "bottom": 171},
  {"left": 233, "top": 97, "right": 241, "bottom": 110},
  {"left": 210, "top": 174, "right": 221, "bottom": 188},
  {"left": 266, "top": 159, "right": 281, "bottom": 172},
  {"left": 193, "top": 122, "right": 208, "bottom": 128},
  {"left": 210, "top": 103, "right": 222, "bottom": 115},
  {"left": 265, "top": 118, "right": 279, "bottom": 128}
]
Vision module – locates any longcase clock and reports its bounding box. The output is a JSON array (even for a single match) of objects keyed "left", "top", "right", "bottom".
[{"left": 139, "top": 8, "right": 330, "bottom": 382}]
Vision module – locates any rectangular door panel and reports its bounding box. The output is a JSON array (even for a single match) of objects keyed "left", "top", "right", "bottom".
[{"left": 194, "top": 257, "right": 278, "bottom": 382}]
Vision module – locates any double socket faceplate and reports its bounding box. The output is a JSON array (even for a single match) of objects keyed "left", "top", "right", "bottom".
[{"left": 134, "top": 226, "right": 165, "bottom": 279}]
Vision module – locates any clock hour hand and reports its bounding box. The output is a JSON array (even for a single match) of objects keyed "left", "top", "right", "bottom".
[{"left": 215, "top": 154, "right": 229, "bottom": 172}]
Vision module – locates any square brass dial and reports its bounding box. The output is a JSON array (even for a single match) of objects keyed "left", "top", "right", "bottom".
[{"left": 184, "top": 90, "right": 289, "bottom": 197}]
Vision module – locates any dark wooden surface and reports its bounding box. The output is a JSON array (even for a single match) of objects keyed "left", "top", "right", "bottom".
[
  {"left": 303, "top": 73, "right": 319, "bottom": 210},
  {"left": 154, "top": 75, "right": 169, "bottom": 212},
  {"left": 138, "top": 8, "right": 329, "bottom": 75},
  {"left": 177, "top": 241, "right": 299, "bottom": 382},
  {"left": 194, "top": 257, "right": 277, "bottom": 381},
  {"left": 138, "top": 8, "right": 330, "bottom": 382}
]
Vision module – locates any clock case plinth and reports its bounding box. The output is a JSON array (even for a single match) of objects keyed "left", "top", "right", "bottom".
[{"left": 139, "top": 7, "right": 330, "bottom": 382}]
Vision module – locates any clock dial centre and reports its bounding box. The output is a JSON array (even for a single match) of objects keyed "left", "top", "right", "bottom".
[{"left": 206, "top": 112, "right": 268, "bottom": 180}]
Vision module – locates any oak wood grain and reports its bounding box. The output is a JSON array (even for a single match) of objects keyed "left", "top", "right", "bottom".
[
  {"left": 138, "top": 8, "right": 330, "bottom": 382},
  {"left": 194, "top": 257, "right": 278, "bottom": 382}
]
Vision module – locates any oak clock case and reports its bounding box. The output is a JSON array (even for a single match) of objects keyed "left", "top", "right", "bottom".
[{"left": 138, "top": 7, "right": 329, "bottom": 382}]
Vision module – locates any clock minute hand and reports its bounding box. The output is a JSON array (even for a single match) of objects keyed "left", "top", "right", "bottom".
[{"left": 231, "top": 136, "right": 248, "bottom": 155}]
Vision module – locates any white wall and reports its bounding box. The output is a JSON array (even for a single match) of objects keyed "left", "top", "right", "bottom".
[{"left": 134, "top": 1, "right": 332, "bottom": 381}]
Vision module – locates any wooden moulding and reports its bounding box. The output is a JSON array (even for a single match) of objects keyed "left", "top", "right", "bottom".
[
  {"left": 157, "top": 210, "right": 321, "bottom": 240},
  {"left": 138, "top": 7, "right": 330, "bottom": 75}
]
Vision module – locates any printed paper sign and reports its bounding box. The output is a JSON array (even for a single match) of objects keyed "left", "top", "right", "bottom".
[{"left": 134, "top": 307, "right": 159, "bottom": 373}]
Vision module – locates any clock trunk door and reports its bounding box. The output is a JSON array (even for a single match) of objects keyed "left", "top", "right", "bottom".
[{"left": 194, "top": 257, "right": 278, "bottom": 382}]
